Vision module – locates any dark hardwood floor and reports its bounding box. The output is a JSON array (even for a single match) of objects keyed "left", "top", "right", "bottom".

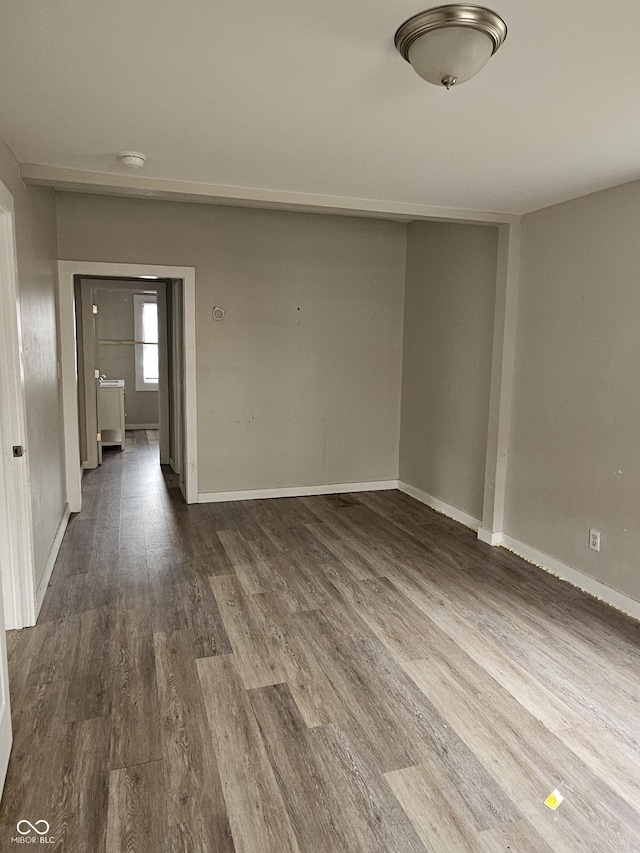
[{"left": 1, "top": 430, "right": 640, "bottom": 851}]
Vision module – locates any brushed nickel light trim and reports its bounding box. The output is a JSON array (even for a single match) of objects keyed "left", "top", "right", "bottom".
[{"left": 395, "top": 4, "right": 507, "bottom": 62}]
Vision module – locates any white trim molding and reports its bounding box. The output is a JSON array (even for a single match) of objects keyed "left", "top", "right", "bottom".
[
  {"left": 480, "top": 220, "right": 521, "bottom": 542},
  {"left": 498, "top": 535, "right": 640, "bottom": 623},
  {"left": 198, "top": 480, "right": 397, "bottom": 504},
  {"left": 57, "top": 261, "right": 198, "bottom": 506},
  {"left": 397, "top": 481, "right": 481, "bottom": 531},
  {"left": 477, "top": 528, "right": 504, "bottom": 546},
  {"left": 23, "top": 163, "right": 519, "bottom": 226},
  {"left": 35, "top": 504, "right": 71, "bottom": 617}
]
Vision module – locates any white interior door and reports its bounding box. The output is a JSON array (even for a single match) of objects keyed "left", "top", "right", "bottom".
[
  {"left": 0, "top": 575, "right": 11, "bottom": 793},
  {"left": 0, "top": 180, "right": 38, "bottom": 792},
  {"left": 0, "top": 396, "right": 14, "bottom": 789}
]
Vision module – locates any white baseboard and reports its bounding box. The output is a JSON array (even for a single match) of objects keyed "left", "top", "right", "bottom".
[
  {"left": 126, "top": 423, "right": 159, "bottom": 430},
  {"left": 499, "top": 534, "right": 640, "bottom": 622},
  {"left": 477, "top": 527, "right": 504, "bottom": 546},
  {"left": 35, "top": 503, "right": 71, "bottom": 618},
  {"left": 197, "top": 480, "right": 398, "bottom": 504},
  {"left": 397, "top": 481, "right": 481, "bottom": 531}
]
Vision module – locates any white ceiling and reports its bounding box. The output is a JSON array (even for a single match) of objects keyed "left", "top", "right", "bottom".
[{"left": 1, "top": 0, "right": 640, "bottom": 216}]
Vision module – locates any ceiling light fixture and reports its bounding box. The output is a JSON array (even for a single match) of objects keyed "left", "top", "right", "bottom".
[
  {"left": 117, "top": 151, "right": 147, "bottom": 168},
  {"left": 394, "top": 4, "right": 507, "bottom": 90}
]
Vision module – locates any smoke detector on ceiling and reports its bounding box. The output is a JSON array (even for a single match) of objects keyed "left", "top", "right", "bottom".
[{"left": 117, "top": 151, "right": 146, "bottom": 169}]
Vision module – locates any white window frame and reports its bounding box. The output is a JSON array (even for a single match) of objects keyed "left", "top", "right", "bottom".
[{"left": 133, "top": 293, "right": 159, "bottom": 391}]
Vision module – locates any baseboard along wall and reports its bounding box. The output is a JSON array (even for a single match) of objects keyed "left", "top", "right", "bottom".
[
  {"left": 495, "top": 533, "right": 640, "bottom": 623},
  {"left": 390, "top": 481, "right": 640, "bottom": 624},
  {"left": 197, "top": 480, "right": 398, "bottom": 504},
  {"left": 396, "top": 481, "right": 482, "bottom": 531},
  {"left": 35, "top": 503, "right": 71, "bottom": 620}
]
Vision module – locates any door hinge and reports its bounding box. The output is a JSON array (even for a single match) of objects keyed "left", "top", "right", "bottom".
[
  {"left": 92, "top": 304, "right": 98, "bottom": 315},
  {"left": 12, "top": 445, "right": 24, "bottom": 458},
  {"left": 97, "top": 432, "right": 102, "bottom": 442}
]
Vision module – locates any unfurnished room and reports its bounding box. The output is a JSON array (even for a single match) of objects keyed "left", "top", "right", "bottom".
[{"left": 0, "top": 1, "right": 638, "bottom": 851}]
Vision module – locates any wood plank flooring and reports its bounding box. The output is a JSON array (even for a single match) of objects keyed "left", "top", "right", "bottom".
[{"left": 1, "top": 429, "right": 640, "bottom": 851}]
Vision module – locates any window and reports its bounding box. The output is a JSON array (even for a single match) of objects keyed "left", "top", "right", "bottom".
[{"left": 134, "top": 294, "right": 159, "bottom": 391}]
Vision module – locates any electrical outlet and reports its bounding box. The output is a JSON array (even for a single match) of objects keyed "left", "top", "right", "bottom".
[{"left": 589, "top": 529, "right": 601, "bottom": 552}]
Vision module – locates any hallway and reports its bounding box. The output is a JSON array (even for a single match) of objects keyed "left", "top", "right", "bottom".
[{"left": 1, "top": 433, "right": 640, "bottom": 851}]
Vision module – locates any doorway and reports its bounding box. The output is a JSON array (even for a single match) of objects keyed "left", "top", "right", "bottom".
[
  {"left": 57, "top": 262, "right": 198, "bottom": 508},
  {"left": 75, "top": 277, "right": 171, "bottom": 472}
]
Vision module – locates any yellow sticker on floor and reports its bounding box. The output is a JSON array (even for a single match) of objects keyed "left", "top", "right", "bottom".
[{"left": 544, "top": 789, "right": 564, "bottom": 810}]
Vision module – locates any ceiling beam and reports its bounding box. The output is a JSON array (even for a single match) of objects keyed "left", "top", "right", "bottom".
[{"left": 21, "top": 163, "right": 519, "bottom": 225}]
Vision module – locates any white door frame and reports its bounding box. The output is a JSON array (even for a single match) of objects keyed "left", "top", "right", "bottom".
[
  {"left": 0, "top": 179, "right": 37, "bottom": 632},
  {"left": 57, "top": 261, "right": 198, "bottom": 507}
]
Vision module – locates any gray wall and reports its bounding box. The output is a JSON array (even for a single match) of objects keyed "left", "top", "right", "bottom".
[
  {"left": 0, "top": 135, "right": 65, "bottom": 587},
  {"left": 56, "top": 194, "right": 406, "bottom": 493},
  {"left": 400, "top": 221, "right": 498, "bottom": 521},
  {"left": 88, "top": 281, "right": 159, "bottom": 426},
  {"left": 53, "top": 180, "right": 640, "bottom": 606},
  {"left": 507, "top": 179, "right": 640, "bottom": 602}
]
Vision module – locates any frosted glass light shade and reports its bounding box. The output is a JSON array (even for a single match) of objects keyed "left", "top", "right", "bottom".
[
  {"left": 395, "top": 6, "right": 507, "bottom": 90},
  {"left": 407, "top": 26, "right": 493, "bottom": 86}
]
